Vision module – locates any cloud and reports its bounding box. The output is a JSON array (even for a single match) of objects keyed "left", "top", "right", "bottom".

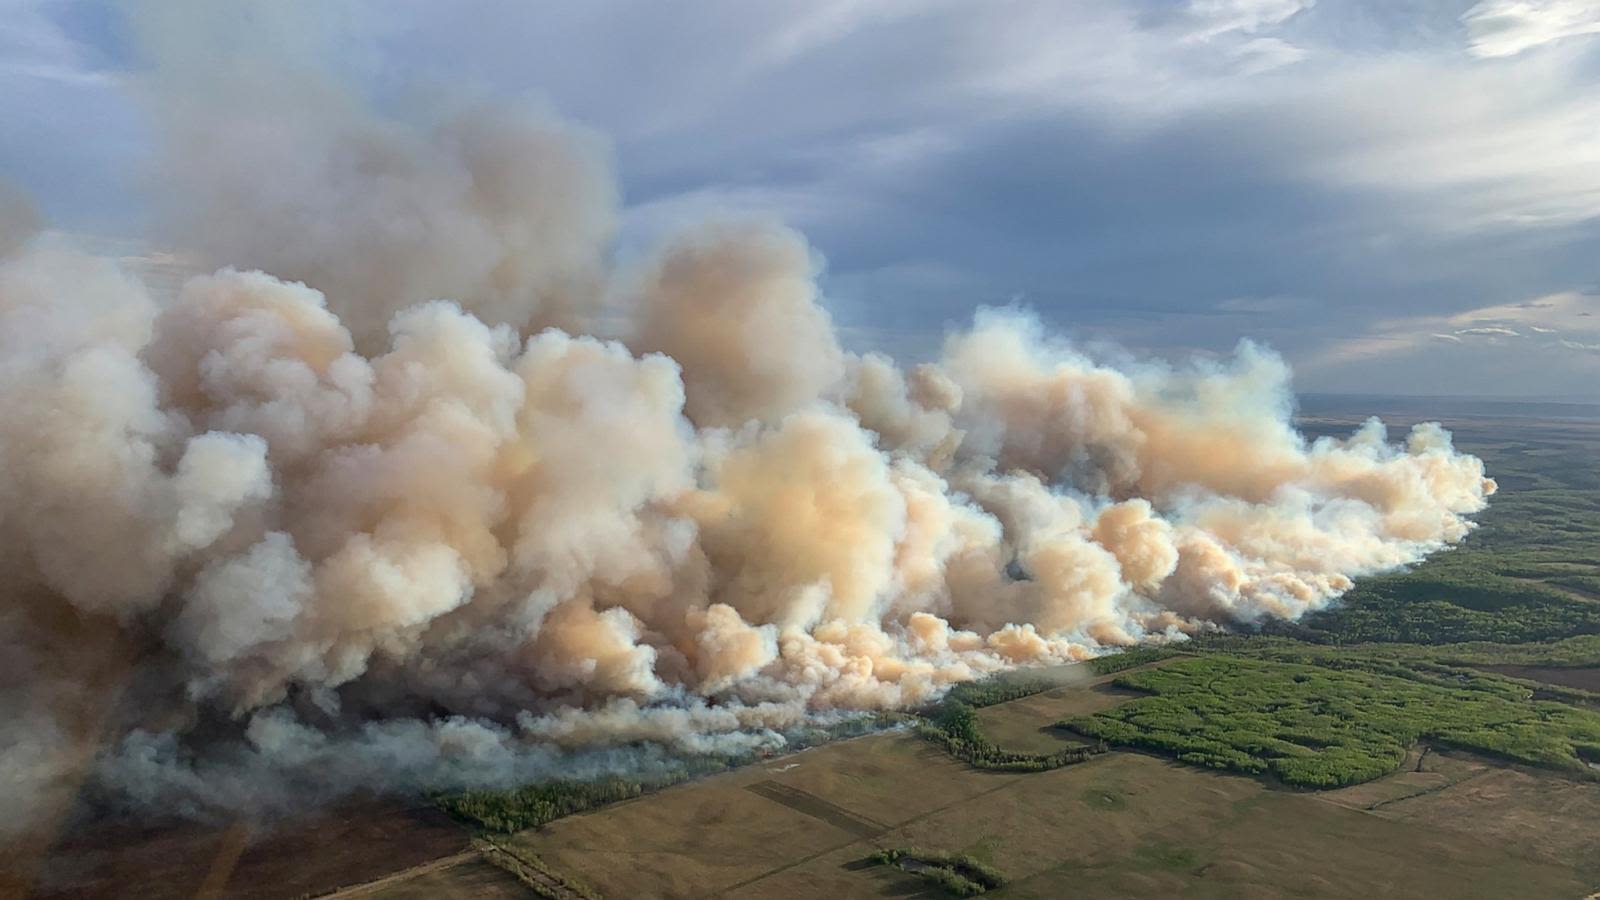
[
  {"left": 1187, "top": 0, "right": 1315, "bottom": 41},
  {"left": 1215, "top": 295, "right": 1314, "bottom": 314},
  {"left": 1464, "top": 0, "right": 1600, "bottom": 58},
  {"left": 0, "top": 0, "right": 112, "bottom": 86},
  {"left": 1232, "top": 36, "right": 1309, "bottom": 73},
  {"left": 4, "top": 0, "right": 1600, "bottom": 401},
  {"left": 1319, "top": 290, "right": 1600, "bottom": 360},
  {"left": 1286, "top": 54, "right": 1600, "bottom": 232},
  {"left": 1301, "top": 290, "right": 1600, "bottom": 395}
]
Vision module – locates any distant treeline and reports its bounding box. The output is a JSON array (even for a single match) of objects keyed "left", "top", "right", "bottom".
[
  {"left": 936, "top": 676, "right": 1059, "bottom": 710},
  {"left": 1088, "top": 646, "right": 1183, "bottom": 675},
  {"left": 1277, "top": 571, "right": 1600, "bottom": 645}
]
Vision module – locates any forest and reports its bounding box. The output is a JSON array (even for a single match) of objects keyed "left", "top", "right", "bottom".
[{"left": 1065, "top": 654, "right": 1600, "bottom": 787}]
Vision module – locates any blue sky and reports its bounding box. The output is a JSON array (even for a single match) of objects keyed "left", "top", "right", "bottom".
[{"left": 3, "top": 0, "right": 1599, "bottom": 398}]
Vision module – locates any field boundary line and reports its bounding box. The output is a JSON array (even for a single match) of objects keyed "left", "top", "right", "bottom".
[
  {"left": 715, "top": 771, "right": 1031, "bottom": 897},
  {"left": 315, "top": 849, "right": 477, "bottom": 897},
  {"left": 743, "top": 780, "right": 890, "bottom": 838}
]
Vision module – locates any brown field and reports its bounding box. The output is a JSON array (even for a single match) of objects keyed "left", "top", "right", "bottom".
[
  {"left": 973, "top": 681, "right": 1136, "bottom": 754},
  {"left": 1478, "top": 663, "right": 1600, "bottom": 693},
  {"left": 1314, "top": 745, "right": 1490, "bottom": 811},
  {"left": 26, "top": 802, "right": 469, "bottom": 900},
  {"left": 360, "top": 854, "right": 530, "bottom": 899},
  {"left": 1376, "top": 763, "right": 1600, "bottom": 870},
  {"left": 501, "top": 734, "right": 1591, "bottom": 899},
  {"left": 485, "top": 674, "right": 1598, "bottom": 900}
]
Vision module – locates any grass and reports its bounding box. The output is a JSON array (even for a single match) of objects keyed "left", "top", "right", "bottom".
[
  {"left": 1079, "top": 786, "right": 1128, "bottom": 811},
  {"left": 1130, "top": 841, "right": 1202, "bottom": 872}
]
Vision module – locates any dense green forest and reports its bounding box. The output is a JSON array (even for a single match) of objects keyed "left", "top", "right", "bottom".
[{"left": 1065, "top": 654, "right": 1600, "bottom": 787}]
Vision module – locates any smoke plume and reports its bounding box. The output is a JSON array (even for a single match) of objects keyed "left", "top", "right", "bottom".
[{"left": 0, "top": 10, "right": 1494, "bottom": 843}]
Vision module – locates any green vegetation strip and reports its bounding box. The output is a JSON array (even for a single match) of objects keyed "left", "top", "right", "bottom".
[
  {"left": 912, "top": 649, "right": 1189, "bottom": 771},
  {"left": 436, "top": 761, "right": 733, "bottom": 832},
  {"left": 433, "top": 713, "right": 904, "bottom": 832},
  {"left": 1065, "top": 655, "right": 1600, "bottom": 788},
  {"left": 865, "top": 847, "right": 1007, "bottom": 897},
  {"left": 440, "top": 777, "right": 643, "bottom": 833},
  {"left": 937, "top": 674, "right": 1060, "bottom": 708},
  {"left": 919, "top": 701, "right": 1108, "bottom": 772},
  {"left": 474, "top": 838, "right": 601, "bottom": 900},
  {"left": 1087, "top": 646, "right": 1183, "bottom": 675},
  {"left": 912, "top": 669, "right": 1114, "bottom": 771}
]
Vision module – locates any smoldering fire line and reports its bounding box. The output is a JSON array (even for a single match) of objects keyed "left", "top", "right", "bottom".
[{"left": 0, "top": 11, "right": 1492, "bottom": 838}]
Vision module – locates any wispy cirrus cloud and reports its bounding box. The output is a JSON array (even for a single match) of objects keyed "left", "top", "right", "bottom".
[
  {"left": 1186, "top": 0, "right": 1316, "bottom": 41},
  {"left": 1301, "top": 290, "right": 1600, "bottom": 395},
  {"left": 1464, "top": 0, "right": 1600, "bottom": 58}
]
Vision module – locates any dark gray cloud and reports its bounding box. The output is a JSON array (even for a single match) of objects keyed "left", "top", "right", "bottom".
[{"left": 2, "top": 0, "right": 1597, "bottom": 397}]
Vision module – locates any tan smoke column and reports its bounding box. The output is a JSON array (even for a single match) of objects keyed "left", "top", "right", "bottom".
[
  {"left": 631, "top": 222, "right": 848, "bottom": 428},
  {"left": 0, "top": 10, "right": 1496, "bottom": 841}
]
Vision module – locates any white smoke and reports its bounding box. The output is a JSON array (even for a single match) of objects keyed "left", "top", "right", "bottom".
[{"left": 0, "top": 8, "right": 1495, "bottom": 842}]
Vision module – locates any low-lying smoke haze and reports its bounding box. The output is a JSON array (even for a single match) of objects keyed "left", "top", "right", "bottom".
[{"left": 0, "top": 5, "right": 1495, "bottom": 842}]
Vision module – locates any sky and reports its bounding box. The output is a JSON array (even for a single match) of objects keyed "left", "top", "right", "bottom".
[{"left": 2, "top": 0, "right": 1599, "bottom": 399}]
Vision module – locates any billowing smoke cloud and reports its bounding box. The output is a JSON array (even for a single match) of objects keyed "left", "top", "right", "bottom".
[
  {"left": 136, "top": 1, "right": 617, "bottom": 349},
  {"left": 0, "top": 9, "right": 1494, "bottom": 845}
]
